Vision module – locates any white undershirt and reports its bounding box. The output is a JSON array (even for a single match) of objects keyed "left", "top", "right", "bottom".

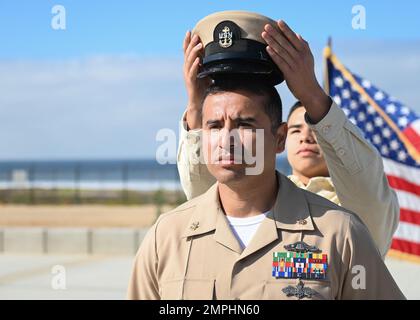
[{"left": 226, "top": 211, "right": 269, "bottom": 249}]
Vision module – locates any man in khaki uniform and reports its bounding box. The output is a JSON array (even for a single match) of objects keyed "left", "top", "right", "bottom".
[
  {"left": 128, "top": 78, "right": 404, "bottom": 300},
  {"left": 177, "top": 11, "right": 399, "bottom": 258},
  {"left": 128, "top": 11, "right": 404, "bottom": 300}
]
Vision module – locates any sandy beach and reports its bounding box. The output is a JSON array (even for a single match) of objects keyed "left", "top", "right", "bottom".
[{"left": 0, "top": 204, "right": 175, "bottom": 228}]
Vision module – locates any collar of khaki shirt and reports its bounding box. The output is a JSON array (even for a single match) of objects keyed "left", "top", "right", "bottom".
[
  {"left": 182, "top": 172, "right": 316, "bottom": 245},
  {"left": 288, "top": 175, "right": 340, "bottom": 206}
]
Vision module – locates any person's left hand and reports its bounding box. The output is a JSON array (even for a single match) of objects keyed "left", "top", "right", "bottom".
[{"left": 262, "top": 20, "right": 331, "bottom": 122}]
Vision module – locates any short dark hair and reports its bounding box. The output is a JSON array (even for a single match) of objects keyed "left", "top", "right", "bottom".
[
  {"left": 203, "top": 78, "right": 282, "bottom": 133},
  {"left": 287, "top": 101, "right": 304, "bottom": 122}
]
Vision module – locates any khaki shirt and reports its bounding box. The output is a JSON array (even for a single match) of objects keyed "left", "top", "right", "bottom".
[
  {"left": 176, "top": 101, "right": 400, "bottom": 258},
  {"left": 288, "top": 175, "right": 339, "bottom": 205},
  {"left": 127, "top": 172, "right": 404, "bottom": 300}
]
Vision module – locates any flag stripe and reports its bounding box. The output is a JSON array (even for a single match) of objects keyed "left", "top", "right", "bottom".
[
  {"left": 387, "top": 175, "right": 420, "bottom": 197},
  {"left": 391, "top": 238, "right": 420, "bottom": 256},
  {"left": 399, "top": 208, "right": 420, "bottom": 226},
  {"left": 383, "top": 158, "right": 420, "bottom": 187},
  {"left": 395, "top": 190, "right": 420, "bottom": 213},
  {"left": 393, "top": 221, "right": 420, "bottom": 243},
  {"left": 403, "top": 126, "right": 420, "bottom": 151}
]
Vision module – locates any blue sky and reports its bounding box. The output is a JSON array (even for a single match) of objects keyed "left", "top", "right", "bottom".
[
  {"left": 1, "top": 0, "right": 419, "bottom": 58},
  {"left": 0, "top": 1, "right": 419, "bottom": 159}
]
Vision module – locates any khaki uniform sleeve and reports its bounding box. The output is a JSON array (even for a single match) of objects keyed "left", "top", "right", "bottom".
[
  {"left": 127, "top": 225, "right": 160, "bottom": 300},
  {"left": 177, "top": 111, "right": 216, "bottom": 200},
  {"left": 339, "top": 214, "right": 405, "bottom": 299},
  {"left": 306, "top": 101, "right": 400, "bottom": 258}
]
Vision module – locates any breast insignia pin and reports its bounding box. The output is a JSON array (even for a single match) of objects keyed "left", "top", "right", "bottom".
[{"left": 282, "top": 279, "right": 316, "bottom": 299}]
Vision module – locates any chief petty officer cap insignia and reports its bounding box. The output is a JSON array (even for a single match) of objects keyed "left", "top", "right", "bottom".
[
  {"left": 192, "top": 10, "right": 284, "bottom": 86},
  {"left": 272, "top": 241, "right": 329, "bottom": 299}
]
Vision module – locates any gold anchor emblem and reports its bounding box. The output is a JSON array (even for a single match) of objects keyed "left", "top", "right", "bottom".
[
  {"left": 190, "top": 221, "right": 200, "bottom": 230},
  {"left": 218, "top": 26, "right": 233, "bottom": 48}
]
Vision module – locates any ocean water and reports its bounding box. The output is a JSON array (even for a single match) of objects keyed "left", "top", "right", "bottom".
[{"left": 0, "top": 157, "right": 291, "bottom": 191}]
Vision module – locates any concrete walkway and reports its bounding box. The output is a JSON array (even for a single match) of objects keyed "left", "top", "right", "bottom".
[
  {"left": 0, "top": 253, "right": 418, "bottom": 299},
  {"left": 0, "top": 254, "right": 132, "bottom": 299}
]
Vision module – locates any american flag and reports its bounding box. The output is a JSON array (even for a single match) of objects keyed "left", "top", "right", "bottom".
[{"left": 324, "top": 46, "right": 420, "bottom": 260}]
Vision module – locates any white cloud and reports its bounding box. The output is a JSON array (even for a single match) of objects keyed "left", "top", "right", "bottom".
[{"left": 0, "top": 55, "right": 186, "bottom": 159}]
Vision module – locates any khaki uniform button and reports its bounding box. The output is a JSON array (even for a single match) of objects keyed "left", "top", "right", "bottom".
[{"left": 297, "top": 219, "right": 307, "bottom": 225}]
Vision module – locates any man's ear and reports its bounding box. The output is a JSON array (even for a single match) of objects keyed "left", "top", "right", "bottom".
[{"left": 275, "top": 122, "right": 288, "bottom": 153}]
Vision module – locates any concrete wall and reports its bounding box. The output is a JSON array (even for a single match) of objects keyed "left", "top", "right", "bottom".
[{"left": 0, "top": 227, "right": 149, "bottom": 255}]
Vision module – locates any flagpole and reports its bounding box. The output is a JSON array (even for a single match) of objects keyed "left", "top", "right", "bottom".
[{"left": 323, "top": 36, "right": 332, "bottom": 96}]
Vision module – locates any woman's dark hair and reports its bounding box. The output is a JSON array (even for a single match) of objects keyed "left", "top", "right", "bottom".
[{"left": 203, "top": 78, "right": 283, "bottom": 133}]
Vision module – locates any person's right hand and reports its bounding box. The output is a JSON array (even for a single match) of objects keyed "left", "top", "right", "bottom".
[{"left": 183, "top": 31, "right": 211, "bottom": 130}]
